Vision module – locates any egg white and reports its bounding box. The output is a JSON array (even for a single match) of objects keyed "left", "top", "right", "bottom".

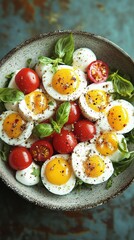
[
  {"left": 19, "top": 134, "right": 39, "bottom": 148},
  {"left": 91, "top": 132, "right": 128, "bottom": 162},
  {"left": 16, "top": 162, "right": 40, "bottom": 186},
  {"left": 18, "top": 89, "right": 57, "bottom": 122},
  {"left": 72, "top": 142, "right": 114, "bottom": 185},
  {"left": 79, "top": 81, "right": 114, "bottom": 121},
  {"left": 0, "top": 110, "right": 34, "bottom": 145},
  {"left": 41, "top": 154, "right": 76, "bottom": 195},
  {"left": 72, "top": 48, "right": 96, "bottom": 72},
  {"left": 42, "top": 65, "right": 87, "bottom": 101},
  {"left": 96, "top": 99, "right": 134, "bottom": 134},
  {"left": 35, "top": 63, "right": 52, "bottom": 79}
]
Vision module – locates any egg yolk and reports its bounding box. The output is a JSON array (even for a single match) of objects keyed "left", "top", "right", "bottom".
[
  {"left": 45, "top": 157, "right": 72, "bottom": 185},
  {"left": 85, "top": 90, "right": 109, "bottom": 112},
  {"left": 3, "top": 113, "right": 26, "bottom": 138},
  {"left": 52, "top": 68, "right": 80, "bottom": 94},
  {"left": 96, "top": 131, "right": 118, "bottom": 156},
  {"left": 107, "top": 105, "right": 129, "bottom": 131},
  {"left": 83, "top": 155, "right": 105, "bottom": 178},
  {"left": 25, "top": 91, "right": 48, "bottom": 115}
]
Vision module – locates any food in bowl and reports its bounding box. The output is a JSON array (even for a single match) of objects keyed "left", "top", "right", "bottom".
[{"left": 0, "top": 33, "right": 134, "bottom": 197}]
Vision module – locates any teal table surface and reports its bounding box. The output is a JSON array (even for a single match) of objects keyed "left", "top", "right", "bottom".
[{"left": 0, "top": 1, "right": 134, "bottom": 240}]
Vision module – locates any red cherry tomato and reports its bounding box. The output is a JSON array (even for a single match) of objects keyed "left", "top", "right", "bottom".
[
  {"left": 53, "top": 129, "right": 77, "bottom": 154},
  {"left": 9, "top": 147, "right": 32, "bottom": 170},
  {"left": 30, "top": 140, "right": 53, "bottom": 162},
  {"left": 74, "top": 120, "right": 96, "bottom": 142},
  {"left": 15, "top": 68, "right": 40, "bottom": 94},
  {"left": 66, "top": 102, "right": 81, "bottom": 124},
  {"left": 87, "top": 60, "right": 109, "bottom": 83}
]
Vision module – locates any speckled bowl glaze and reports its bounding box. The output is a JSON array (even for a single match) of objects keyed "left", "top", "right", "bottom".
[{"left": 0, "top": 30, "right": 134, "bottom": 210}]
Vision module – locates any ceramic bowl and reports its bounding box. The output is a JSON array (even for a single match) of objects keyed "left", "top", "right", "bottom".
[{"left": 0, "top": 30, "right": 134, "bottom": 210}]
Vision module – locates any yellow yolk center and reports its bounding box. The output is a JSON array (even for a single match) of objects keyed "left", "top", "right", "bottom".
[
  {"left": 3, "top": 113, "right": 26, "bottom": 138},
  {"left": 83, "top": 155, "right": 105, "bottom": 178},
  {"left": 25, "top": 91, "right": 48, "bottom": 115},
  {"left": 107, "top": 105, "right": 129, "bottom": 131},
  {"left": 45, "top": 157, "right": 72, "bottom": 185},
  {"left": 52, "top": 68, "right": 80, "bottom": 94},
  {"left": 96, "top": 131, "right": 118, "bottom": 156},
  {"left": 85, "top": 90, "right": 109, "bottom": 112}
]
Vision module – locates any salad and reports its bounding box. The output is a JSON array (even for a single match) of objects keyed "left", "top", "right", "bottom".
[{"left": 0, "top": 34, "right": 134, "bottom": 195}]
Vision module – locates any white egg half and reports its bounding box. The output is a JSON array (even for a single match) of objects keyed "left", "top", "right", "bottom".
[
  {"left": 35, "top": 63, "right": 52, "bottom": 79},
  {"left": 91, "top": 131, "right": 128, "bottom": 162},
  {"left": 79, "top": 81, "right": 114, "bottom": 121},
  {"left": 96, "top": 99, "right": 134, "bottom": 134},
  {"left": 72, "top": 48, "right": 96, "bottom": 72},
  {"left": 72, "top": 142, "right": 114, "bottom": 185},
  {"left": 41, "top": 154, "right": 76, "bottom": 195},
  {"left": 42, "top": 65, "right": 87, "bottom": 101},
  {"left": 18, "top": 89, "right": 57, "bottom": 122},
  {"left": 0, "top": 110, "right": 34, "bottom": 145},
  {"left": 19, "top": 134, "right": 39, "bottom": 148},
  {"left": 4, "top": 70, "right": 20, "bottom": 111},
  {"left": 16, "top": 162, "right": 40, "bottom": 186}
]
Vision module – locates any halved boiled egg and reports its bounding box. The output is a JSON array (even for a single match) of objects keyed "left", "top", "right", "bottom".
[
  {"left": 18, "top": 89, "right": 57, "bottom": 122},
  {"left": 72, "top": 48, "right": 96, "bottom": 72},
  {"left": 79, "top": 82, "right": 114, "bottom": 121},
  {"left": 91, "top": 131, "right": 128, "bottom": 162},
  {"left": 16, "top": 162, "right": 40, "bottom": 186},
  {"left": 96, "top": 100, "right": 134, "bottom": 134},
  {"left": 0, "top": 110, "right": 33, "bottom": 145},
  {"left": 42, "top": 65, "right": 87, "bottom": 101},
  {"left": 41, "top": 154, "right": 76, "bottom": 195},
  {"left": 72, "top": 142, "right": 114, "bottom": 184}
]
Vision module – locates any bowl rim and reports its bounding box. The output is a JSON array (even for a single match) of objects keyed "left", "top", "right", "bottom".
[{"left": 0, "top": 30, "right": 134, "bottom": 211}]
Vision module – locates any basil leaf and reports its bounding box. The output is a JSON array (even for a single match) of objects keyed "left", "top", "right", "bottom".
[
  {"left": 55, "top": 34, "right": 74, "bottom": 65},
  {"left": 105, "top": 177, "right": 113, "bottom": 189},
  {"left": 51, "top": 119, "right": 61, "bottom": 133},
  {"left": 0, "top": 88, "right": 24, "bottom": 103},
  {"left": 38, "top": 56, "right": 54, "bottom": 65},
  {"left": 26, "top": 58, "right": 32, "bottom": 68},
  {"left": 113, "top": 151, "right": 134, "bottom": 176},
  {"left": 125, "top": 128, "right": 134, "bottom": 143},
  {"left": 31, "top": 166, "right": 40, "bottom": 177},
  {"left": 118, "top": 138, "right": 130, "bottom": 159},
  {"left": 0, "top": 140, "right": 11, "bottom": 162},
  {"left": 109, "top": 72, "right": 134, "bottom": 97},
  {"left": 56, "top": 102, "right": 71, "bottom": 127},
  {"left": 33, "top": 123, "right": 54, "bottom": 138}
]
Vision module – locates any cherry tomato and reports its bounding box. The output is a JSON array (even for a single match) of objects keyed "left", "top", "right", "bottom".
[
  {"left": 9, "top": 147, "right": 32, "bottom": 170},
  {"left": 66, "top": 102, "right": 81, "bottom": 124},
  {"left": 74, "top": 120, "right": 96, "bottom": 142},
  {"left": 15, "top": 68, "right": 40, "bottom": 94},
  {"left": 30, "top": 140, "right": 53, "bottom": 162},
  {"left": 87, "top": 60, "right": 109, "bottom": 83},
  {"left": 53, "top": 129, "right": 77, "bottom": 154}
]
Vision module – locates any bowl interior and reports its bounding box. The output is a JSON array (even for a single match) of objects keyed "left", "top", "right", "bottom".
[{"left": 0, "top": 31, "right": 134, "bottom": 210}]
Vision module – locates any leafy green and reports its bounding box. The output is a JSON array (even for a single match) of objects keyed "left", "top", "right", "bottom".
[
  {"left": 33, "top": 102, "right": 71, "bottom": 138},
  {"left": 75, "top": 178, "right": 92, "bottom": 191},
  {"left": 108, "top": 71, "right": 134, "bottom": 98},
  {"left": 0, "top": 140, "right": 11, "bottom": 162},
  {"left": 38, "top": 56, "right": 63, "bottom": 71},
  {"left": 125, "top": 129, "right": 134, "bottom": 144},
  {"left": 31, "top": 167, "right": 40, "bottom": 177},
  {"left": 55, "top": 34, "right": 74, "bottom": 65},
  {"left": 26, "top": 58, "right": 32, "bottom": 68},
  {"left": 113, "top": 151, "right": 134, "bottom": 176},
  {"left": 118, "top": 138, "right": 130, "bottom": 159},
  {"left": 0, "top": 88, "right": 24, "bottom": 103},
  {"left": 33, "top": 123, "right": 54, "bottom": 138},
  {"left": 105, "top": 177, "right": 113, "bottom": 189},
  {"left": 56, "top": 102, "right": 71, "bottom": 127},
  {"left": 50, "top": 119, "right": 61, "bottom": 133}
]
